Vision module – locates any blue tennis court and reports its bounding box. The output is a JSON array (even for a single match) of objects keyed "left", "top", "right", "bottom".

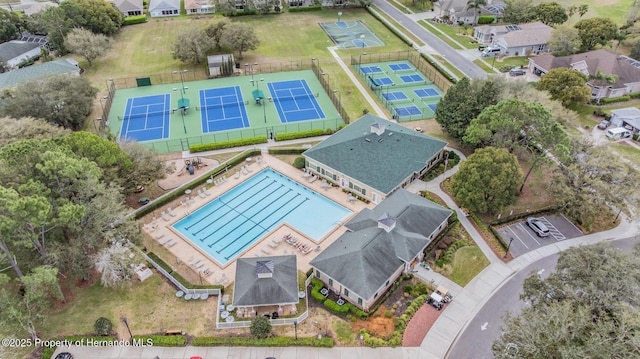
[
  {"left": 383, "top": 91, "right": 408, "bottom": 101},
  {"left": 414, "top": 88, "right": 440, "bottom": 97},
  {"left": 428, "top": 104, "right": 437, "bottom": 112},
  {"left": 371, "top": 77, "right": 394, "bottom": 86},
  {"left": 400, "top": 74, "right": 425, "bottom": 83},
  {"left": 395, "top": 106, "right": 422, "bottom": 117},
  {"left": 198, "top": 86, "right": 250, "bottom": 133},
  {"left": 269, "top": 80, "right": 325, "bottom": 123},
  {"left": 119, "top": 94, "right": 171, "bottom": 142},
  {"left": 361, "top": 66, "right": 383, "bottom": 74},
  {"left": 389, "top": 63, "right": 412, "bottom": 71},
  {"left": 337, "top": 21, "right": 348, "bottom": 28}
]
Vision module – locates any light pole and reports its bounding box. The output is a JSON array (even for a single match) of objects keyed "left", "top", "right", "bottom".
[
  {"left": 504, "top": 237, "right": 514, "bottom": 258},
  {"left": 105, "top": 78, "right": 114, "bottom": 97},
  {"left": 337, "top": 11, "right": 342, "bottom": 22},
  {"left": 173, "top": 70, "right": 188, "bottom": 95},
  {"left": 385, "top": 83, "right": 395, "bottom": 97},
  {"left": 99, "top": 95, "right": 107, "bottom": 116},
  {"left": 294, "top": 320, "right": 298, "bottom": 340},
  {"left": 321, "top": 72, "right": 330, "bottom": 88},
  {"left": 122, "top": 317, "right": 133, "bottom": 344},
  {"left": 360, "top": 34, "right": 365, "bottom": 48},
  {"left": 332, "top": 89, "right": 341, "bottom": 106},
  {"left": 245, "top": 63, "right": 258, "bottom": 84},
  {"left": 173, "top": 105, "right": 187, "bottom": 134},
  {"left": 263, "top": 97, "right": 271, "bottom": 124},
  {"left": 358, "top": 52, "right": 367, "bottom": 69}
]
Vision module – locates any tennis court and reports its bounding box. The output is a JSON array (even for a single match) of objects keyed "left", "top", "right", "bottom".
[
  {"left": 371, "top": 77, "right": 394, "bottom": 86},
  {"left": 414, "top": 88, "right": 440, "bottom": 97},
  {"left": 198, "top": 86, "right": 250, "bottom": 133},
  {"left": 268, "top": 80, "right": 325, "bottom": 123},
  {"left": 400, "top": 74, "right": 425, "bottom": 83},
  {"left": 389, "top": 63, "right": 413, "bottom": 72},
  {"left": 427, "top": 104, "right": 437, "bottom": 112},
  {"left": 361, "top": 65, "right": 384, "bottom": 74},
  {"left": 318, "top": 20, "right": 385, "bottom": 49},
  {"left": 119, "top": 94, "right": 171, "bottom": 142},
  {"left": 394, "top": 105, "right": 422, "bottom": 117},
  {"left": 383, "top": 91, "right": 408, "bottom": 101}
]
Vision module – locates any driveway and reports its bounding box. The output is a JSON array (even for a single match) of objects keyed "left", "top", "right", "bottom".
[{"left": 496, "top": 214, "right": 583, "bottom": 258}]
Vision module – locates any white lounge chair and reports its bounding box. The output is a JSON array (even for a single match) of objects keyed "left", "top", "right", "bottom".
[
  {"left": 155, "top": 233, "right": 165, "bottom": 240},
  {"left": 261, "top": 247, "right": 272, "bottom": 255},
  {"left": 241, "top": 166, "right": 248, "bottom": 175},
  {"left": 158, "top": 237, "right": 171, "bottom": 245},
  {"left": 161, "top": 211, "right": 170, "bottom": 221},
  {"left": 268, "top": 241, "right": 279, "bottom": 249},
  {"left": 223, "top": 175, "right": 227, "bottom": 181},
  {"left": 166, "top": 239, "right": 178, "bottom": 247},
  {"left": 197, "top": 189, "right": 206, "bottom": 198},
  {"left": 203, "top": 186, "right": 211, "bottom": 196},
  {"left": 195, "top": 262, "right": 205, "bottom": 269},
  {"left": 246, "top": 165, "right": 252, "bottom": 172},
  {"left": 234, "top": 171, "right": 240, "bottom": 179},
  {"left": 199, "top": 266, "right": 209, "bottom": 274},
  {"left": 189, "top": 258, "right": 201, "bottom": 266},
  {"left": 309, "top": 175, "right": 318, "bottom": 183},
  {"left": 167, "top": 207, "right": 177, "bottom": 217}
]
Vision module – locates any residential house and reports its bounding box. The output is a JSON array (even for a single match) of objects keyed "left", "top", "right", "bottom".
[
  {"left": 439, "top": 0, "right": 504, "bottom": 24},
  {"left": 0, "top": 59, "right": 81, "bottom": 91},
  {"left": 609, "top": 107, "right": 640, "bottom": 133},
  {"left": 149, "top": 0, "right": 180, "bottom": 17},
  {"left": 185, "top": 0, "right": 215, "bottom": 15},
  {"left": 474, "top": 22, "right": 553, "bottom": 56},
  {"left": 310, "top": 189, "right": 453, "bottom": 311},
  {"left": 232, "top": 255, "right": 299, "bottom": 312},
  {"left": 529, "top": 49, "right": 640, "bottom": 101},
  {"left": 113, "top": 0, "right": 144, "bottom": 17},
  {"left": 0, "top": 41, "right": 43, "bottom": 69},
  {"left": 302, "top": 114, "right": 447, "bottom": 204},
  {"left": 207, "top": 54, "right": 235, "bottom": 77}
]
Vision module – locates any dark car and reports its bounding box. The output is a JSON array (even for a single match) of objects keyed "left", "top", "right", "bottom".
[
  {"left": 597, "top": 119, "right": 611, "bottom": 129},
  {"left": 509, "top": 68, "right": 526, "bottom": 76},
  {"left": 137, "top": 197, "right": 150, "bottom": 205},
  {"left": 478, "top": 44, "right": 487, "bottom": 51},
  {"left": 526, "top": 217, "right": 550, "bottom": 237},
  {"left": 54, "top": 353, "right": 73, "bottom": 359}
]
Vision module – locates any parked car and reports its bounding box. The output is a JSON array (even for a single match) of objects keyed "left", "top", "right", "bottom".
[
  {"left": 481, "top": 47, "right": 502, "bottom": 57},
  {"left": 509, "top": 68, "right": 526, "bottom": 76},
  {"left": 597, "top": 119, "right": 611, "bottom": 129},
  {"left": 606, "top": 127, "right": 632, "bottom": 139},
  {"left": 54, "top": 353, "right": 73, "bottom": 359},
  {"left": 478, "top": 44, "right": 487, "bottom": 51},
  {"left": 526, "top": 217, "right": 550, "bottom": 237}
]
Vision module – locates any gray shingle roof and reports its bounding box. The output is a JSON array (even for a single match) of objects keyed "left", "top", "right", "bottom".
[
  {"left": 310, "top": 189, "right": 452, "bottom": 300},
  {"left": 232, "top": 255, "right": 299, "bottom": 307},
  {"left": 114, "top": 0, "right": 143, "bottom": 12},
  {"left": 149, "top": 0, "right": 179, "bottom": 11},
  {"left": 0, "top": 59, "right": 80, "bottom": 90},
  {"left": 0, "top": 41, "right": 40, "bottom": 62},
  {"left": 303, "top": 115, "right": 447, "bottom": 195}
]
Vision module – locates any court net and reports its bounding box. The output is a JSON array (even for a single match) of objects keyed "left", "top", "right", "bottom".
[
  {"left": 196, "top": 100, "right": 248, "bottom": 111},
  {"left": 118, "top": 110, "right": 171, "bottom": 121},
  {"left": 273, "top": 93, "right": 319, "bottom": 101}
]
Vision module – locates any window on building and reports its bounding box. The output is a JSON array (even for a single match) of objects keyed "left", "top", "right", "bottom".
[
  {"left": 329, "top": 278, "right": 333, "bottom": 286},
  {"left": 358, "top": 297, "right": 362, "bottom": 305},
  {"left": 315, "top": 270, "right": 320, "bottom": 278},
  {"left": 374, "top": 292, "right": 378, "bottom": 298},
  {"left": 354, "top": 184, "right": 361, "bottom": 193},
  {"left": 344, "top": 288, "right": 349, "bottom": 296},
  {"left": 385, "top": 280, "right": 390, "bottom": 287}
]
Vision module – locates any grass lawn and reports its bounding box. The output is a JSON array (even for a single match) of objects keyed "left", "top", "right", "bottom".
[
  {"left": 473, "top": 59, "right": 497, "bottom": 74},
  {"left": 495, "top": 56, "right": 529, "bottom": 68},
  {"left": 418, "top": 21, "right": 462, "bottom": 50},
  {"left": 609, "top": 142, "right": 640, "bottom": 163},
  {"left": 533, "top": 0, "right": 634, "bottom": 25},
  {"left": 432, "top": 54, "right": 466, "bottom": 79},
  {"left": 426, "top": 22, "right": 477, "bottom": 50},
  {"left": 450, "top": 246, "right": 490, "bottom": 287},
  {"left": 333, "top": 318, "right": 357, "bottom": 344}
]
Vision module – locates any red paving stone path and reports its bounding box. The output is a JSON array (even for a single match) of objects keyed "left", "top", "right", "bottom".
[{"left": 403, "top": 303, "right": 447, "bottom": 346}]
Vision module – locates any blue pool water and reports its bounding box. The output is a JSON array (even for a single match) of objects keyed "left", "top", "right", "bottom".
[{"left": 172, "top": 168, "right": 352, "bottom": 266}]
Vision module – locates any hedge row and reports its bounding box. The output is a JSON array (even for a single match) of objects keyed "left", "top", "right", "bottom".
[
  {"left": 192, "top": 335, "right": 333, "bottom": 347},
  {"left": 190, "top": 136, "right": 267, "bottom": 153},
  {"left": 362, "top": 294, "right": 427, "bottom": 347},
  {"left": 275, "top": 129, "right": 330, "bottom": 141},
  {"left": 147, "top": 252, "right": 222, "bottom": 290},
  {"left": 629, "top": 92, "right": 640, "bottom": 99},
  {"left": 367, "top": 6, "right": 414, "bottom": 48},
  {"left": 132, "top": 335, "right": 186, "bottom": 346},
  {"left": 477, "top": 15, "right": 495, "bottom": 24},
  {"left": 423, "top": 219, "right": 457, "bottom": 255},
  {"left": 600, "top": 95, "right": 630, "bottom": 104},
  {"left": 123, "top": 15, "right": 147, "bottom": 25},
  {"left": 135, "top": 149, "right": 261, "bottom": 218},
  {"left": 268, "top": 147, "right": 307, "bottom": 155},
  {"left": 288, "top": 5, "right": 321, "bottom": 12},
  {"left": 419, "top": 53, "right": 457, "bottom": 83}
]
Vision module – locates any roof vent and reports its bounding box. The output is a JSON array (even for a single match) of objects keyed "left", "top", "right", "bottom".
[
  {"left": 256, "top": 260, "right": 274, "bottom": 278},
  {"left": 370, "top": 122, "right": 386, "bottom": 136},
  {"left": 378, "top": 138, "right": 384, "bottom": 143},
  {"left": 377, "top": 213, "right": 397, "bottom": 233},
  {"left": 388, "top": 132, "right": 394, "bottom": 136},
  {"left": 365, "top": 138, "right": 371, "bottom": 142}
]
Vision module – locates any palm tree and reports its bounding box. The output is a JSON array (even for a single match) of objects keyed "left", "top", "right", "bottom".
[
  {"left": 466, "top": 0, "right": 487, "bottom": 25},
  {"left": 589, "top": 70, "right": 618, "bottom": 103}
]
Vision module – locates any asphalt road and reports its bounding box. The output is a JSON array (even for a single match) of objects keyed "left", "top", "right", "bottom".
[
  {"left": 447, "top": 236, "right": 640, "bottom": 359},
  {"left": 371, "top": 0, "right": 487, "bottom": 79}
]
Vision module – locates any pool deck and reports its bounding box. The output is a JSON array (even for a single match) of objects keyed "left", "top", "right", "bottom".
[{"left": 141, "top": 154, "right": 373, "bottom": 288}]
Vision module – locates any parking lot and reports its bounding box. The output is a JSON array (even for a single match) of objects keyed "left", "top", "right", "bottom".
[{"left": 495, "top": 214, "right": 583, "bottom": 257}]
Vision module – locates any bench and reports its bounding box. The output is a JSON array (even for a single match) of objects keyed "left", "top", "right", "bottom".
[{"left": 165, "top": 329, "right": 182, "bottom": 335}]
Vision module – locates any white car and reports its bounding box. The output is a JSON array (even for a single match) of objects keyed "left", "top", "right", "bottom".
[{"left": 526, "top": 217, "right": 550, "bottom": 237}]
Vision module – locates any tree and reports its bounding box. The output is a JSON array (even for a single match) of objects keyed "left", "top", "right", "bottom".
[
  {"left": 219, "top": 23, "right": 260, "bottom": 60},
  {"left": 94, "top": 317, "right": 113, "bottom": 336},
  {"left": 0, "top": 75, "right": 98, "bottom": 130},
  {"left": 493, "top": 243, "right": 640, "bottom": 358},
  {"left": 0, "top": 117, "right": 70, "bottom": 148},
  {"left": 0, "top": 8, "right": 24, "bottom": 42},
  {"left": 574, "top": 17, "right": 618, "bottom": 50},
  {"left": 630, "top": 39, "right": 640, "bottom": 61},
  {"left": 28, "top": 2, "right": 87, "bottom": 53},
  {"left": 70, "top": 0, "right": 123, "bottom": 36},
  {"left": 536, "top": 68, "right": 590, "bottom": 106},
  {"left": 250, "top": 315, "right": 272, "bottom": 338},
  {"left": 92, "top": 242, "right": 136, "bottom": 288},
  {"left": 551, "top": 139, "right": 640, "bottom": 230},
  {"left": 502, "top": 0, "right": 537, "bottom": 24},
  {"left": 118, "top": 141, "right": 173, "bottom": 194},
  {"left": 435, "top": 77, "right": 501, "bottom": 142},
  {"left": 548, "top": 24, "right": 581, "bottom": 56},
  {"left": 534, "top": 2, "right": 567, "bottom": 25},
  {"left": 172, "top": 26, "right": 213, "bottom": 65},
  {"left": 204, "top": 19, "right": 230, "bottom": 50},
  {"left": 450, "top": 147, "right": 523, "bottom": 215},
  {"left": 466, "top": 0, "right": 487, "bottom": 25},
  {"left": 64, "top": 28, "right": 112, "bottom": 66},
  {"left": 577, "top": 4, "right": 588, "bottom": 17}
]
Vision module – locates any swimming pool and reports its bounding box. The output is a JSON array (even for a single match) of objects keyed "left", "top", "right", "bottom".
[{"left": 172, "top": 168, "right": 352, "bottom": 266}]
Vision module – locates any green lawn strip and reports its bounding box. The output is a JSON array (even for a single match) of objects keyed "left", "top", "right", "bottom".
[
  {"left": 450, "top": 246, "right": 490, "bottom": 287},
  {"left": 386, "top": 0, "right": 411, "bottom": 14},
  {"left": 370, "top": 5, "right": 424, "bottom": 46},
  {"left": 333, "top": 319, "right": 356, "bottom": 344},
  {"left": 495, "top": 56, "right": 529, "bottom": 68},
  {"left": 608, "top": 142, "right": 640, "bottom": 163},
  {"left": 472, "top": 59, "right": 496, "bottom": 74},
  {"left": 418, "top": 20, "right": 462, "bottom": 50},
  {"left": 431, "top": 54, "right": 465, "bottom": 79},
  {"left": 428, "top": 22, "right": 477, "bottom": 50},
  {"left": 387, "top": 0, "right": 433, "bottom": 13}
]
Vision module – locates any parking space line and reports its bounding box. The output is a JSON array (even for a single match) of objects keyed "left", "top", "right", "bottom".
[
  {"left": 518, "top": 223, "right": 541, "bottom": 245},
  {"left": 507, "top": 225, "right": 529, "bottom": 249},
  {"left": 560, "top": 213, "right": 583, "bottom": 234},
  {"left": 539, "top": 217, "right": 565, "bottom": 241}
]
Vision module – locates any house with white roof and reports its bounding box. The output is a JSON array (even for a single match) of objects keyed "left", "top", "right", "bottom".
[
  {"left": 474, "top": 22, "right": 553, "bottom": 56},
  {"left": 149, "top": 0, "right": 179, "bottom": 17},
  {"left": 113, "top": 0, "right": 144, "bottom": 17},
  {"left": 610, "top": 107, "right": 640, "bottom": 133}
]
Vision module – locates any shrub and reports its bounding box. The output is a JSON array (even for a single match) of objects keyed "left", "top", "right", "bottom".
[
  {"left": 268, "top": 147, "right": 306, "bottom": 155},
  {"left": 42, "top": 347, "right": 56, "bottom": 359},
  {"left": 123, "top": 15, "right": 147, "bottom": 25},
  {"left": 94, "top": 317, "right": 113, "bottom": 336},
  {"left": 250, "top": 316, "right": 272, "bottom": 338},
  {"left": 275, "top": 129, "right": 328, "bottom": 141},
  {"left": 192, "top": 336, "right": 333, "bottom": 347},
  {"left": 293, "top": 156, "right": 306, "bottom": 169},
  {"left": 600, "top": 95, "right": 630, "bottom": 104},
  {"left": 324, "top": 299, "right": 350, "bottom": 314},
  {"left": 288, "top": 4, "right": 322, "bottom": 11},
  {"left": 384, "top": 310, "right": 393, "bottom": 318},
  {"left": 132, "top": 335, "right": 186, "bottom": 346},
  {"left": 190, "top": 137, "right": 267, "bottom": 152},
  {"left": 477, "top": 15, "right": 494, "bottom": 24}
]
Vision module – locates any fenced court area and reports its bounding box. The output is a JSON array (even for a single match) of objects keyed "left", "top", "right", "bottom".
[
  {"left": 319, "top": 20, "right": 385, "bottom": 49},
  {"left": 105, "top": 69, "right": 344, "bottom": 154},
  {"left": 354, "top": 58, "right": 444, "bottom": 121}
]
